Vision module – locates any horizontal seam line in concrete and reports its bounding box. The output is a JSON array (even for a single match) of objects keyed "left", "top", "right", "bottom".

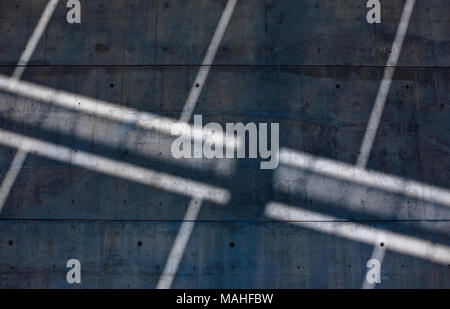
[
  {"left": 0, "top": 64, "right": 448, "bottom": 69},
  {"left": 0, "top": 218, "right": 449, "bottom": 223}
]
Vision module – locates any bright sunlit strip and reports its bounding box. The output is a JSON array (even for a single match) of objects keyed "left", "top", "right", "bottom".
[
  {"left": 265, "top": 202, "right": 450, "bottom": 265},
  {"left": 0, "top": 0, "right": 60, "bottom": 213},
  {"left": 0, "top": 97, "right": 236, "bottom": 175},
  {"left": 0, "top": 150, "right": 27, "bottom": 212},
  {"left": 362, "top": 244, "right": 386, "bottom": 289},
  {"left": 0, "top": 74, "right": 240, "bottom": 152},
  {"left": 179, "top": 0, "right": 238, "bottom": 122},
  {"left": 356, "top": 0, "right": 416, "bottom": 167},
  {"left": 0, "top": 129, "right": 230, "bottom": 204},
  {"left": 12, "top": 0, "right": 60, "bottom": 80},
  {"left": 167, "top": 0, "right": 239, "bottom": 288},
  {"left": 157, "top": 198, "right": 202, "bottom": 289},
  {"left": 280, "top": 148, "right": 450, "bottom": 207},
  {"left": 358, "top": 0, "right": 416, "bottom": 288}
]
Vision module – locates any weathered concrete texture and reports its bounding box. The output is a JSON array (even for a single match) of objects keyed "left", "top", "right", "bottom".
[
  {"left": 0, "top": 0, "right": 449, "bottom": 66},
  {"left": 0, "top": 0, "right": 449, "bottom": 288},
  {"left": 0, "top": 220, "right": 449, "bottom": 288}
]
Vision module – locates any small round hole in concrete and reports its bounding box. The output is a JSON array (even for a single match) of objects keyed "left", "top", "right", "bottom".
[
  {"left": 380, "top": 242, "right": 385, "bottom": 247},
  {"left": 229, "top": 242, "right": 235, "bottom": 248},
  {"left": 137, "top": 241, "right": 142, "bottom": 247},
  {"left": 8, "top": 240, "right": 13, "bottom": 246}
]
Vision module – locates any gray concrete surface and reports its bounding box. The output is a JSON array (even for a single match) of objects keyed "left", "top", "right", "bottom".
[{"left": 0, "top": 0, "right": 449, "bottom": 288}]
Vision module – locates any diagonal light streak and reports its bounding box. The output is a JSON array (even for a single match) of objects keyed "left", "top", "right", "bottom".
[
  {"left": 357, "top": 0, "right": 416, "bottom": 288},
  {"left": 179, "top": 0, "right": 238, "bottom": 122},
  {"left": 159, "top": 0, "right": 238, "bottom": 288},
  {"left": 0, "top": 0, "right": 59, "bottom": 212},
  {"left": 0, "top": 129, "right": 230, "bottom": 204},
  {"left": 265, "top": 202, "right": 450, "bottom": 266},
  {"left": 157, "top": 198, "right": 203, "bottom": 289}
]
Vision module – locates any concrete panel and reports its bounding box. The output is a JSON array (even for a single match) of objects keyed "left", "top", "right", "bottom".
[{"left": 0, "top": 220, "right": 448, "bottom": 288}]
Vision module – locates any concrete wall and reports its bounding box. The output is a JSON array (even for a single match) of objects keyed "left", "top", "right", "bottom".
[{"left": 0, "top": 0, "right": 449, "bottom": 288}]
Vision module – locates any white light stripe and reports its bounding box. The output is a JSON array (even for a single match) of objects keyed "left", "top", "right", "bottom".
[
  {"left": 280, "top": 148, "right": 450, "bottom": 207},
  {"left": 157, "top": 198, "right": 202, "bottom": 289},
  {"left": 265, "top": 202, "right": 450, "bottom": 265},
  {"left": 0, "top": 129, "right": 230, "bottom": 204},
  {"left": 161, "top": 0, "right": 238, "bottom": 288},
  {"left": 356, "top": 0, "right": 416, "bottom": 167},
  {"left": 0, "top": 74, "right": 239, "bottom": 151},
  {"left": 179, "top": 0, "right": 238, "bottom": 122},
  {"left": 0, "top": 150, "right": 27, "bottom": 212},
  {"left": 12, "top": 0, "right": 60, "bottom": 80},
  {"left": 0, "top": 0, "right": 59, "bottom": 213}
]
